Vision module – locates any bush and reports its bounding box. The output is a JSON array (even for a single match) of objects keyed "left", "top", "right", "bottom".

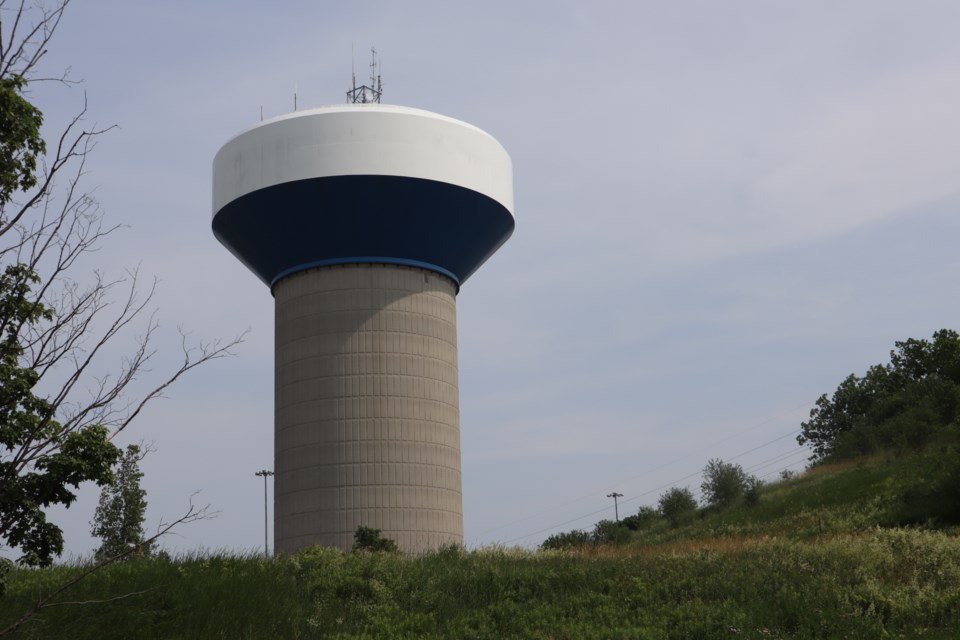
[
  {"left": 658, "top": 487, "right": 698, "bottom": 527},
  {"left": 352, "top": 526, "right": 398, "bottom": 553},
  {"left": 779, "top": 469, "right": 798, "bottom": 481},
  {"left": 700, "top": 459, "right": 750, "bottom": 508},
  {"left": 744, "top": 476, "right": 763, "bottom": 507},
  {"left": 888, "top": 445, "right": 960, "bottom": 526},
  {"left": 539, "top": 529, "right": 590, "bottom": 551},
  {"left": 621, "top": 506, "right": 660, "bottom": 531},
  {"left": 0, "top": 556, "right": 10, "bottom": 598},
  {"left": 592, "top": 519, "right": 631, "bottom": 546}
]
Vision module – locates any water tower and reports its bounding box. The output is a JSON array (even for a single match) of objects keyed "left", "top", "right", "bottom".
[{"left": 211, "top": 75, "right": 514, "bottom": 553}]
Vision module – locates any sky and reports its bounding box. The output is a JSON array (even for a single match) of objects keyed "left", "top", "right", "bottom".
[{"left": 6, "top": 0, "right": 960, "bottom": 558}]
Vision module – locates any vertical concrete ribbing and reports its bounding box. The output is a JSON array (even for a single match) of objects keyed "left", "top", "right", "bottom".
[{"left": 273, "top": 264, "right": 462, "bottom": 554}]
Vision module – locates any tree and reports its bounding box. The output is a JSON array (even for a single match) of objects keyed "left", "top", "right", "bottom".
[
  {"left": 700, "top": 458, "right": 751, "bottom": 509},
  {"left": 90, "top": 444, "right": 151, "bottom": 560},
  {"left": 351, "top": 525, "right": 398, "bottom": 553},
  {"left": 0, "top": 76, "right": 44, "bottom": 206},
  {"left": 657, "top": 487, "right": 697, "bottom": 527},
  {"left": 798, "top": 329, "right": 960, "bottom": 463},
  {"left": 0, "top": 0, "right": 243, "bottom": 569}
]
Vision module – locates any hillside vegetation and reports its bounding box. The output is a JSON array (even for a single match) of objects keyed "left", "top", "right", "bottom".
[{"left": 2, "top": 449, "right": 958, "bottom": 639}]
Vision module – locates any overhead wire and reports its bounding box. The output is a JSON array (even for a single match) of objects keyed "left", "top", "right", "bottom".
[
  {"left": 498, "top": 425, "right": 816, "bottom": 546},
  {"left": 473, "top": 401, "right": 811, "bottom": 540}
]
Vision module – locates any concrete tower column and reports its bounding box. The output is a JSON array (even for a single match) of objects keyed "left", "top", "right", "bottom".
[{"left": 274, "top": 264, "right": 462, "bottom": 553}]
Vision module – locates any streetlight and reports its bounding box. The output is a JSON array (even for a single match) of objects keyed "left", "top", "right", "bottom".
[
  {"left": 606, "top": 492, "right": 624, "bottom": 522},
  {"left": 254, "top": 470, "right": 274, "bottom": 556}
]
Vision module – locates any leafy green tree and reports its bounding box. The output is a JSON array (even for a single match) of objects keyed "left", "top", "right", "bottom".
[
  {"left": 0, "top": 265, "right": 120, "bottom": 566},
  {"left": 0, "top": 76, "right": 44, "bottom": 207},
  {"left": 798, "top": 329, "right": 960, "bottom": 463},
  {"left": 352, "top": 526, "right": 398, "bottom": 553},
  {"left": 889, "top": 329, "right": 960, "bottom": 384},
  {"left": 0, "top": 1, "right": 242, "bottom": 570},
  {"left": 658, "top": 487, "right": 697, "bottom": 527},
  {"left": 90, "top": 444, "right": 151, "bottom": 560},
  {"left": 700, "top": 458, "right": 751, "bottom": 509}
]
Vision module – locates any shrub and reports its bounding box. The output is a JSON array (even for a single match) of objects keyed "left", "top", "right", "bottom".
[
  {"left": 592, "top": 519, "right": 631, "bottom": 545},
  {"left": 700, "top": 459, "right": 749, "bottom": 508},
  {"left": 0, "top": 557, "right": 10, "bottom": 598},
  {"left": 621, "top": 506, "right": 660, "bottom": 531},
  {"left": 658, "top": 487, "right": 697, "bottom": 527},
  {"left": 779, "top": 469, "right": 798, "bottom": 481},
  {"left": 888, "top": 445, "right": 960, "bottom": 526},
  {"left": 744, "top": 476, "right": 763, "bottom": 507},
  {"left": 352, "top": 526, "right": 398, "bottom": 553},
  {"left": 539, "top": 529, "right": 590, "bottom": 551}
]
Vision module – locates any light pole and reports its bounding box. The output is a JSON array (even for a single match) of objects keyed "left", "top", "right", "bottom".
[
  {"left": 255, "top": 470, "right": 274, "bottom": 556},
  {"left": 606, "top": 492, "right": 624, "bottom": 522}
]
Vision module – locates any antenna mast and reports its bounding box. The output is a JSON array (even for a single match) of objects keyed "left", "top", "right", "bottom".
[{"left": 347, "top": 47, "right": 382, "bottom": 104}]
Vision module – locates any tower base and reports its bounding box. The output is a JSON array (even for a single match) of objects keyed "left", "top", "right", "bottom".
[{"left": 273, "top": 263, "right": 462, "bottom": 554}]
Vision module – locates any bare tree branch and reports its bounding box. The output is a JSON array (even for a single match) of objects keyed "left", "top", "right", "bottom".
[
  {"left": 37, "top": 587, "right": 160, "bottom": 608},
  {"left": 0, "top": 0, "right": 69, "bottom": 82},
  {"left": 0, "top": 0, "right": 246, "bottom": 572}
]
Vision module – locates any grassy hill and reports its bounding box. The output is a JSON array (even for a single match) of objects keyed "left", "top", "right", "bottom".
[
  {"left": 2, "top": 449, "right": 958, "bottom": 639},
  {"left": 624, "top": 448, "right": 958, "bottom": 551}
]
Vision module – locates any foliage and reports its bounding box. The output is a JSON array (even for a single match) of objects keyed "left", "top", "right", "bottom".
[
  {"left": 886, "top": 443, "right": 960, "bottom": 527},
  {"left": 700, "top": 458, "right": 752, "bottom": 508},
  {"left": 351, "top": 525, "right": 398, "bottom": 553},
  {"left": 620, "top": 505, "right": 660, "bottom": 531},
  {"left": 0, "top": 263, "right": 121, "bottom": 567},
  {"left": 3, "top": 452, "right": 960, "bottom": 638},
  {"left": 0, "top": 1, "right": 242, "bottom": 568},
  {"left": 539, "top": 529, "right": 590, "bottom": 551},
  {"left": 0, "top": 265, "right": 114, "bottom": 566},
  {"left": 90, "top": 445, "right": 151, "bottom": 561},
  {"left": 798, "top": 329, "right": 960, "bottom": 463},
  {"left": 1, "top": 497, "right": 213, "bottom": 636},
  {"left": 0, "top": 558, "right": 9, "bottom": 599},
  {"left": 657, "top": 486, "right": 697, "bottom": 527},
  {"left": 0, "top": 76, "right": 45, "bottom": 207},
  {"left": 591, "top": 519, "right": 631, "bottom": 545},
  {"left": 743, "top": 475, "right": 763, "bottom": 507},
  {"left": 2, "top": 527, "right": 960, "bottom": 639}
]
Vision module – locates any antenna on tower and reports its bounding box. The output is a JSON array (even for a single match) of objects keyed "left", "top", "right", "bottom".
[{"left": 347, "top": 46, "right": 382, "bottom": 104}]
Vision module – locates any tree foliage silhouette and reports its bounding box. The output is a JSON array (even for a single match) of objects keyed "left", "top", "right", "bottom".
[{"left": 91, "top": 444, "right": 151, "bottom": 560}]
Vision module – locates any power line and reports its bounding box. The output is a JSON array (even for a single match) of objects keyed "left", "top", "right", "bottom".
[
  {"left": 499, "top": 439, "right": 811, "bottom": 546},
  {"left": 473, "top": 402, "right": 810, "bottom": 539}
]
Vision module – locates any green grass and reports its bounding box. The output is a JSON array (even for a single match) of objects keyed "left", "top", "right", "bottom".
[
  {"left": 2, "top": 451, "right": 959, "bottom": 639},
  {"left": 624, "top": 448, "right": 959, "bottom": 550}
]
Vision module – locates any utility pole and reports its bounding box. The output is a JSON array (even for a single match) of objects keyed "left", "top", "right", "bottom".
[
  {"left": 606, "top": 492, "right": 624, "bottom": 522},
  {"left": 255, "top": 470, "right": 274, "bottom": 556}
]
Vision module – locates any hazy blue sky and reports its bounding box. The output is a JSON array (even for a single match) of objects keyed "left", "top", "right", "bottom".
[{"left": 15, "top": 0, "right": 960, "bottom": 557}]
